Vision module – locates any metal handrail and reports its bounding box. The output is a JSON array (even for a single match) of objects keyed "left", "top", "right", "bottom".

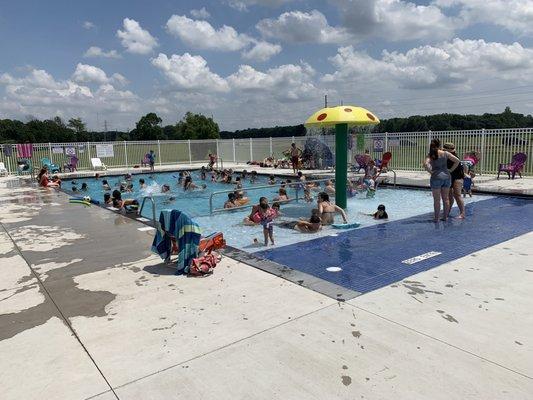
[
  {"left": 140, "top": 196, "right": 157, "bottom": 225},
  {"left": 208, "top": 177, "right": 335, "bottom": 214}
]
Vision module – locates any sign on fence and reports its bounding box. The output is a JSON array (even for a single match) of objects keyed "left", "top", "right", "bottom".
[
  {"left": 96, "top": 144, "right": 114, "bottom": 158},
  {"left": 373, "top": 138, "right": 384, "bottom": 152},
  {"left": 65, "top": 147, "right": 76, "bottom": 156},
  {"left": 388, "top": 138, "right": 400, "bottom": 147},
  {"left": 52, "top": 147, "right": 63, "bottom": 154}
]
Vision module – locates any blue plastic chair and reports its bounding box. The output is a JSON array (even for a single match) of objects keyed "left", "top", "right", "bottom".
[{"left": 41, "top": 157, "right": 61, "bottom": 173}]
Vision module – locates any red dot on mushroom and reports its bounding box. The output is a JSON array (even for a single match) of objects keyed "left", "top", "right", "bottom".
[
  {"left": 344, "top": 108, "right": 352, "bottom": 112},
  {"left": 366, "top": 113, "right": 376, "bottom": 121},
  {"left": 317, "top": 113, "right": 327, "bottom": 121}
]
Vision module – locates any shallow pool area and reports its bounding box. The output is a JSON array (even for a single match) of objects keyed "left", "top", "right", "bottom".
[{"left": 69, "top": 170, "right": 491, "bottom": 251}]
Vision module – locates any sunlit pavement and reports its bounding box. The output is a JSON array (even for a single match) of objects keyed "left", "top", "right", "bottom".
[{"left": 0, "top": 173, "right": 532, "bottom": 400}]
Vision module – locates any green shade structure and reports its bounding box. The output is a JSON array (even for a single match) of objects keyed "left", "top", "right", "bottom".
[{"left": 305, "top": 106, "right": 380, "bottom": 209}]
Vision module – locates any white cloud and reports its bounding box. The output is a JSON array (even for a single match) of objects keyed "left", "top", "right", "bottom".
[
  {"left": 257, "top": 10, "right": 352, "bottom": 44},
  {"left": 72, "top": 63, "right": 128, "bottom": 86},
  {"left": 434, "top": 0, "right": 533, "bottom": 36},
  {"left": 333, "top": 0, "right": 457, "bottom": 41},
  {"left": 84, "top": 46, "right": 122, "bottom": 59},
  {"left": 241, "top": 41, "right": 282, "bottom": 61},
  {"left": 83, "top": 21, "right": 95, "bottom": 30},
  {"left": 323, "top": 39, "right": 533, "bottom": 89},
  {"left": 117, "top": 18, "right": 158, "bottom": 54},
  {"left": 166, "top": 15, "right": 252, "bottom": 51},
  {"left": 228, "top": 0, "right": 295, "bottom": 12},
  {"left": 151, "top": 53, "right": 230, "bottom": 92},
  {"left": 227, "top": 62, "right": 317, "bottom": 101},
  {"left": 190, "top": 7, "right": 211, "bottom": 19},
  {"left": 0, "top": 68, "right": 139, "bottom": 126}
]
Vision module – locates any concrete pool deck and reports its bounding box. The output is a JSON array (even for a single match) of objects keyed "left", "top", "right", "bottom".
[{"left": 0, "top": 174, "right": 532, "bottom": 399}]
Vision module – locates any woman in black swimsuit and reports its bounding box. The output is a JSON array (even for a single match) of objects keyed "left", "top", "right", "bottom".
[{"left": 443, "top": 143, "right": 465, "bottom": 219}]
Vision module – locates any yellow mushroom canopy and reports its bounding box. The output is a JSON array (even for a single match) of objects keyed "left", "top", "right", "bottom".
[{"left": 305, "top": 106, "right": 379, "bottom": 127}]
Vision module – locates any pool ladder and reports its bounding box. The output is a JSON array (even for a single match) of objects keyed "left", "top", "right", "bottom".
[{"left": 139, "top": 196, "right": 158, "bottom": 227}]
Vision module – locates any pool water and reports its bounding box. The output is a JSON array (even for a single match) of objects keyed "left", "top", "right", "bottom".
[{"left": 70, "top": 170, "right": 490, "bottom": 251}]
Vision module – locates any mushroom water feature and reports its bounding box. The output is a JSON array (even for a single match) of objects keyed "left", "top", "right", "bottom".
[{"left": 305, "top": 106, "right": 380, "bottom": 209}]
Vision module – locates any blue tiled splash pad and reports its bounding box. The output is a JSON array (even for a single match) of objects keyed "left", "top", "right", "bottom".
[{"left": 256, "top": 197, "right": 533, "bottom": 294}]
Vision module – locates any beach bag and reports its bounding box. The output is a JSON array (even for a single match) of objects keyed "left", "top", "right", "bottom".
[{"left": 189, "top": 252, "right": 221, "bottom": 276}]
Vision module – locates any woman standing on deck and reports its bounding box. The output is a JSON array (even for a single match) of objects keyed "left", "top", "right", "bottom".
[
  {"left": 424, "top": 139, "right": 460, "bottom": 222},
  {"left": 443, "top": 143, "right": 466, "bottom": 219}
]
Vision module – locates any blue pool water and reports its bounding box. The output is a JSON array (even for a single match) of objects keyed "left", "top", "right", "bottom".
[{"left": 70, "top": 170, "right": 491, "bottom": 251}]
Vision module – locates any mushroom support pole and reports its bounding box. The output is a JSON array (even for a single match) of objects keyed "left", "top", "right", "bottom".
[{"left": 335, "top": 123, "right": 348, "bottom": 209}]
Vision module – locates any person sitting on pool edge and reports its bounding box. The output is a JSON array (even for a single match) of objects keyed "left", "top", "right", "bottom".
[
  {"left": 103, "top": 193, "right": 112, "bottom": 206},
  {"left": 111, "top": 190, "right": 138, "bottom": 212},
  {"left": 317, "top": 192, "right": 348, "bottom": 225}
]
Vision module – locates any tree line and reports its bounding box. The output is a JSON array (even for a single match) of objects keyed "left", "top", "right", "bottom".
[{"left": 1, "top": 107, "right": 531, "bottom": 143}]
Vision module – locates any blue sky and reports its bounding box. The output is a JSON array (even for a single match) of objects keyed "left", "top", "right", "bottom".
[{"left": 0, "top": 0, "right": 532, "bottom": 131}]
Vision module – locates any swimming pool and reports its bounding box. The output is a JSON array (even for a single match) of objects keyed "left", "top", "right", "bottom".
[{"left": 70, "top": 170, "right": 491, "bottom": 251}]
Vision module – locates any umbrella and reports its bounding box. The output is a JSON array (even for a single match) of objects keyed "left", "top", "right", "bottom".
[{"left": 305, "top": 106, "right": 380, "bottom": 209}]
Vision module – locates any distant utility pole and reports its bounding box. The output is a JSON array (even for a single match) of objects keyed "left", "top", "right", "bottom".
[
  {"left": 325, "top": 94, "right": 328, "bottom": 108},
  {"left": 104, "top": 120, "right": 108, "bottom": 141}
]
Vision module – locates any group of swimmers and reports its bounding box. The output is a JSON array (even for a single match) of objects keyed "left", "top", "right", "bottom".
[{"left": 240, "top": 188, "right": 388, "bottom": 246}]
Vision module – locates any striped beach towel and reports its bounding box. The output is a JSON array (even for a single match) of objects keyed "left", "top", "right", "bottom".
[{"left": 151, "top": 210, "right": 202, "bottom": 274}]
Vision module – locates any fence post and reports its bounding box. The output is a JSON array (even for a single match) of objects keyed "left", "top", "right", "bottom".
[
  {"left": 124, "top": 141, "right": 128, "bottom": 168},
  {"left": 157, "top": 140, "right": 162, "bottom": 166},
  {"left": 480, "top": 128, "right": 486, "bottom": 175},
  {"left": 188, "top": 140, "right": 192, "bottom": 164},
  {"left": 269, "top": 137, "right": 273, "bottom": 156},
  {"left": 48, "top": 143, "right": 53, "bottom": 164},
  {"left": 232, "top": 138, "right": 236, "bottom": 163},
  {"left": 384, "top": 132, "right": 389, "bottom": 152},
  {"left": 216, "top": 139, "right": 220, "bottom": 159},
  {"left": 249, "top": 138, "right": 253, "bottom": 162},
  {"left": 87, "top": 142, "right": 91, "bottom": 170},
  {"left": 427, "top": 130, "right": 432, "bottom": 145}
]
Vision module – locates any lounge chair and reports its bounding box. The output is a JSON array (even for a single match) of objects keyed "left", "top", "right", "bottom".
[
  {"left": 378, "top": 152, "right": 392, "bottom": 172},
  {"left": 91, "top": 157, "right": 107, "bottom": 170},
  {"left": 497, "top": 153, "right": 527, "bottom": 180},
  {"left": 41, "top": 157, "right": 61, "bottom": 173},
  {"left": 0, "top": 162, "right": 7, "bottom": 176},
  {"left": 17, "top": 158, "right": 32, "bottom": 175}
]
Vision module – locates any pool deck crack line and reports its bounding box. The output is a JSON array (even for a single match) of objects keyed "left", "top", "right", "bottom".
[
  {"left": 111, "top": 301, "right": 338, "bottom": 392},
  {"left": 0, "top": 221, "right": 121, "bottom": 400},
  {"left": 346, "top": 302, "right": 533, "bottom": 380}
]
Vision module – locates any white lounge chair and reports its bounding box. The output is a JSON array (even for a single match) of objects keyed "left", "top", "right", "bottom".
[
  {"left": 0, "top": 162, "right": 7, "bottom": 176},
  {"left": 91, "top": 158, "right": 107, "bottom": 170}
]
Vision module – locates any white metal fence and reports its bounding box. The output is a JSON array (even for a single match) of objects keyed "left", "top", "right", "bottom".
[{"left": 1, "top": 128, "right": 531, "bottom": 176}]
